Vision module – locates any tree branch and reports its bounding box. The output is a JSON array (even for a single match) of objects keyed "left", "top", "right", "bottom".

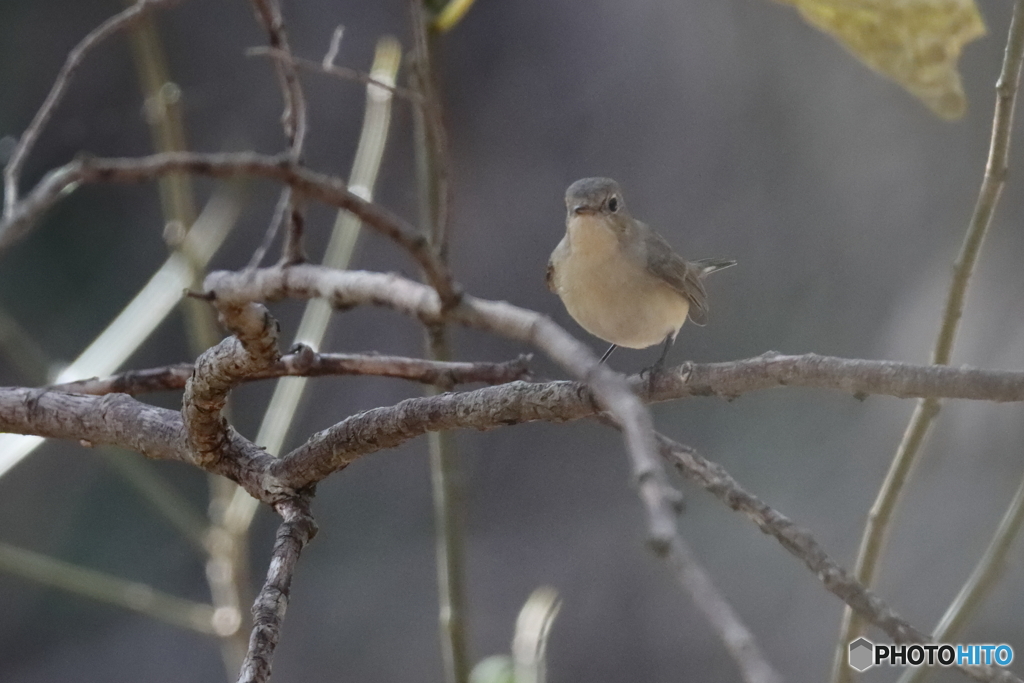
[
  {"left": 658, "top": 437, "right": 1020, "bottom": 683},
  {"left": 0, "top": 151, "right": 461, "bottom": 307},
  {"left": 248, "top": 0, "right": 308, "bottom": 264},
  {"left": 236, "top": 496, "right": 317, "bottom": 683},
  {"left": 1, "top": 0, "right": 185, "bottom": 220},
  {"left": 246, "top": 46, "right": 422, "bottom": 102},
  {"left": 835, "top": 2, "right": 1024, "bottom": 678},
  {"left": 182, "top": 301, "right": 280, "bottom": 468},
  {"left": 51, "top": 350, "right": 532, "bottom": 395},
  {"left": 4, "top": 362, "right": 1024, "bottom": 683},
  {"left": 204, "top": 264, "right": 680, "bottom": 549},
  {"left": 663, "top": 532, "right": 783, "bottom": 683}
]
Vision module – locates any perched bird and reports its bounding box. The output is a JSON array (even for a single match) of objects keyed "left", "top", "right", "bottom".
[{"left": 547, "top": 177, "right": 735, "bottom": 371}]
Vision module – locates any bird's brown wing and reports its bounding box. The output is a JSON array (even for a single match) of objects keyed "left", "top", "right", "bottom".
[{"left": 642, "top": 226, "right": 710, "bottom": 326}]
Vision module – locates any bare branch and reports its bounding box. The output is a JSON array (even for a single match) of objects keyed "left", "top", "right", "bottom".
[
  {"left": 204, "top": 265, "right": 681, "bottom": 550},
  {"left": 2, "top": 0, "right": 184, "bottom": 220},
  {"left": 52, "top": 351, "right": 532, "bottom": 395},
  {"left": 7, "top": 350, "right": 1024, "bottom": 481},
  {"left": 663, "top": 534, "right": 783, "bottom": 683},
  {"left": 648, "top": 352, "right": 1024, "bottom": 403},
  {"left": 248, "top": 0, "right": 306, "bottom": 154},
  {"left": 182, "top": 301, "right": 280, "bottom": 468},
  {"left": 658, "top": 437, "right": 1021, "bottom": 683},
  {"left": 236, "top": 497, "right": 317, "bottom": 683},
  {"left": 0, "top": 151, "right": 461, "bottom": 307},
  {"left": 3, "top": 365, "right": 1024, "bottom": 683},
  {"left": 247, "top": 0, "right": 308, "bottom": 264},
  {"left": 246, "top": 46, "right": 422, "bottom": 102}
]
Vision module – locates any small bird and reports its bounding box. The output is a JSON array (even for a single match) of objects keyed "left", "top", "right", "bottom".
[{"left": 547, "top": 177, "right": 735, "bottom": 372}]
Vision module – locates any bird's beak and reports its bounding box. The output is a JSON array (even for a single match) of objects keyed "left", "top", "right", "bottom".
[{"left": 572, "top": 205, "right": 593, "bottom": 215}]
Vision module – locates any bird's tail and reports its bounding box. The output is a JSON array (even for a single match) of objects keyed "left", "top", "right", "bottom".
[{"left": 692, "top": 258, "right": 737, "bottom": 277}]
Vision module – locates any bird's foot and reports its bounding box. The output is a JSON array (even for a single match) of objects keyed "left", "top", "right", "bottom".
[{"left": 639, "top": 358, "right": 667, "bottom": 395}]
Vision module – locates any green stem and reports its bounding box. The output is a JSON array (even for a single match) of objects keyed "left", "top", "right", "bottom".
[{"left": 831, "top": 2, "right": 1024, "bottom": 680}]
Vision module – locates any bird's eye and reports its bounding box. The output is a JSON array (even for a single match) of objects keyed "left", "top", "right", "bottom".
[{"left": 607, "top": 196, "right": 619, "bottom": 212}]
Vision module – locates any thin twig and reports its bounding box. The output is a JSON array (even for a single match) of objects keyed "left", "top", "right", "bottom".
[
  {"left": 2, "top": 0, "right": 184, "bottom": 220},
  {"left": 897, "top": 471, "right": 1024, "bottom": 683},
  {"left": 236, "top": 497, "right": 317, "bottom": 683},
  {"left": 657, "top": 437, "right": 1020, "bottom": 683},
  {"left": 664, "top": 534, "right": 783, "bottom": 683},
  {"left": 0, "top": 151, "right": 462, "bottom": 307},
  {"left": 51, "top": 351, "right": 532, "bottom": 395},
  {"left": 246, "top": 46, "right": 422, "bottom": 102},
  {"left": 247, "top": 188, "right": 291, "bottom": 270},
  {"left": 833, "top": 2, "right": 1024, "bottom": 678},
  {"left": 248, "top": 0, "right": 308, "bottom": 264},
  {"left": 322, "top": 26, "right": 344, "bottom": 67}
]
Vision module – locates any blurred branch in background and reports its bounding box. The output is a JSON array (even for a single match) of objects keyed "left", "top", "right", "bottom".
[
  {"left": 663, "top": 533, "right": 782, "bottom": 683},
  {"left": 1, "top": 0, "right": 186, "bottom": 227},
  {"left": 511, "top": 587, "right": 561, "bottom": 683},
  {"left": 409, "top": 1, "right": 467, "bottom": 679},
  {"left": 833, "top": 1, "right": 1024, "bottom": 679},
  {"left": 221, "top": 34, "right": 401, "bottom": 537},
  {"left": 0, "top": 187, "right": 242, "bottom": 479},
  {"left": 898, "top": 472, "right": 1024, "bottom": 683},
  {"left": 248, "top": 0, "right": 308, "bottom": 265},
  {"left": 0, "top": 541, "right": 229, "bottom": 636},
  {"left": 432, "top": 0, "right": 478, "bottom": 33},
  {"left": 124, "top": 10, "right": 249, "bottom": 674},
  {"left": 468, "top": 586, "right": 562, "bottom": 683}
]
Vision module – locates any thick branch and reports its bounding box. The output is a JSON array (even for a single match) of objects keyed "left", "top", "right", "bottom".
[
  {"left": 649, "top": 352, "right": 1024, "bottom": 403},
  {"left": 205, "top": 265, "right": 680, "bottom": 550},
  {"left": 51, "top": 350, "right": 532, "bottom": 395},
  {"left": 0, "top": 152, "right": 460, "bottom": 307},
  {"left": 6, "top": 350, "right": 1024, "bottom": 485},
  {"left": 182, "top": 301, "right": 280, "bottom": 468}
]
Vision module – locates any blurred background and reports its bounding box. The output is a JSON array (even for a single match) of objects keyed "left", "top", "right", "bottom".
[{"left": 1, "top": 0, "right": 1023, "bottom": 681}]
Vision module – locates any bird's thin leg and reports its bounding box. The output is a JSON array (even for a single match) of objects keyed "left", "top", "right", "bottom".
[
  {"left": 599, "top": 344, "right": 618, "bottom": 364},
  {"left": 641, "top": 334, "right": 675, "bottom": 393}
]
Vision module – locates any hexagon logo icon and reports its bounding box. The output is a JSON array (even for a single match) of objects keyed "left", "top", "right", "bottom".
[{"left": 849, "top": 638, "right": 875, "bottom": 672}]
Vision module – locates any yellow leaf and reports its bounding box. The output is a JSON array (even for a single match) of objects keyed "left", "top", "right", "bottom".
[{"left": 777, "top": 0, "right": 987, "bottom": 119}]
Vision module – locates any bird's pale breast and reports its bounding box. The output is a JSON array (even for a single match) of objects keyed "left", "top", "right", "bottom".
[{"left": 551, "top": 216, "right": 690, "bottom": 349}]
